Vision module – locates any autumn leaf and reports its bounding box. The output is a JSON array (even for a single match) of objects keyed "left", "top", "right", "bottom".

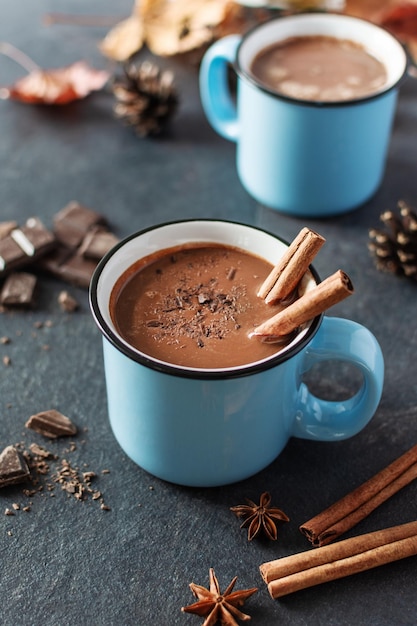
[
  {"left": 344, "top": 1, "right": 417, "bottom": 63},
  {"left": 99, "top": 0, "right": 271, "bottom": 61},
  {"left": 1, "top": 59, "right": 110, "bottom": 105},
  {"left": 99, "top": 14, "right": 145, "bottom": 62}
]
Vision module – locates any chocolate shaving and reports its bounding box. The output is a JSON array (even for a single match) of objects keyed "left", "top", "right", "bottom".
[
  {"left": 25, "top": 410, "right": 77, "bottom": 438},
  {"left": 0, "top": 445, "right": 31, "bottom": 488}
]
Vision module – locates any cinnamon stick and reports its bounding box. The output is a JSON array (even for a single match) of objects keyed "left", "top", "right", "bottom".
[
  {"left": 300, "top": 444, "right": 417, "bottom": 546},
  {"left": 260, "top": 521, "right": 417, "bottom": 599},
  {"left": 257, "top": 227, "right": 325, "bottom": 304},
  {"left": 251, "top": 270, "right": 353, "bottom": 341}
]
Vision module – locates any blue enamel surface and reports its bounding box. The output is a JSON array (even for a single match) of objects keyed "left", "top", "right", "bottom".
[
  {"left": 100, "top": 316, "right": 383, "bottom": 487},
  {"left": 200, "top": 34, "right": 401, "bottom": 217}
]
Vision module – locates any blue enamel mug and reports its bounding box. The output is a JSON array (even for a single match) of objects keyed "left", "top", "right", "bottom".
[
  {"left": 199, "top": 13, "right": 408, "bottom": 217},
  {"left": 90, "top": 220, "right": 384, "bottom": 487}
]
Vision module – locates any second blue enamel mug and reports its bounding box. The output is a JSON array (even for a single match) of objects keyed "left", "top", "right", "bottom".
[{"left": 199, "top": 13, "right": 408, "bottom": 217}]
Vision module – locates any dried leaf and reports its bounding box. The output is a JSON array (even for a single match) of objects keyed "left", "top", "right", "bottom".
[
  {"left": 344, "top": 1, "right": 417, "bottom": 63},
  {"left": 378, "top": 3, "right": 417, "bottom": 62},
  {"left": 142, "top": 0, "right": 232, "bottom": 57},
  {"left": 99, "top": 14, "right": 145, "bottom": 62},
  {"left": 1, "top": 61, "right": 110, "bottom": 105},
  {"left": 100, "top": 0, "right": 268, "bottom": 61}
]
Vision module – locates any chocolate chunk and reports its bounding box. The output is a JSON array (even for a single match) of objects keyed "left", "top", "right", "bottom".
[
  {"left": 0, "top": 236, "right": 27, "bottom": 272},
  {"left": 0, "top": 218, "right": 55, "bottom": 276},
  {"left": 0, "top": 272, "right": 37, "bottom": 307},
  {"left": 78, "top": 228, "right": 119, "bottom": 260},
  {"left": 54, "top": 253, "right": 97, "bottom": 288},
  {"left": 11, "top": 217, "right": 55, "bottom": 257},
  {"left": 38, "top": 245, "right": 96, "bottom": 288},
  {"left": 0, "top": 445, "right": 31, "bottom": 488},
  {"left": 53, "top": 201, "right": 106, "bottom": 249},
  {"left": 25, "top": 410, "right": 77, "bottom": 438}
]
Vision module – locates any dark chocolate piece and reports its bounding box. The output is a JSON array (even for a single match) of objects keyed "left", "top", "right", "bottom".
[
  {"left": 0, "top": 445, "right": 31, "bottom": 488},
  {"left": 11, "top": 217, "right": 55, "bottom": 257},
  {"left": 53, "top": 201, "right": 106, "bottom": 248},
  {"left": 52, "top": 253, "right": 97, "bottom": 288},
  {"left": 78, "top": 229, "right": 119, "bottom": 260},
  {"left": 0, "top": 218, "right": 55, "bottom": 275},
  {"left": 0, "top": 236, "right": 27, "bottom": 272},
  {"left": 0, "top": 272, "right": 37, "bottom": 307},
  {"left": 25, "top": 409, "right": 77, "bottom": 438},
  {"left": 38, "top": 245, "right": 96, "bottom": 288},
  {"left": 62, "top": 254, "right": 96, "bottom": 288}
]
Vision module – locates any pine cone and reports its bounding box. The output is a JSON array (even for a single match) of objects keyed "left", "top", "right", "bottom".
[
  {"left": 112, "top": 61, "right": 178, "bottom": 137},
  {"left": 368, "top": 200, "right": 417, "bottom": 280}
]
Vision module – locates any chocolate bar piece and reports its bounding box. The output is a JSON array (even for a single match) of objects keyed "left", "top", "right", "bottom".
[
  {"left": 0, "top": 218, "right": 56, "bottom": 275},
  {"left": 25, "top": 410, "right": 77, "bottom": 438},
  {"left": 53, "top": 201, "right": 106, "bottom": 249},
  {"left": 78, "top": 229, "right": 119, "bottom": 260},
  {"left": 11, "top": 217, "right": 55, "bottom": 257},
  {"left": 0, "top": 272, "right": 37, "bottom": 307},
  {"left": 0, "top": 445, "right": 31, "bottom": 488},
  {"left": 40, "top": 247, "right": 97, "bottom": 288},
  {"left": 0, "top": 236, "right": 26, "bottom": 272}
]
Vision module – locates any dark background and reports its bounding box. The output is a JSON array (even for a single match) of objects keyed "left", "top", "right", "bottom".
[{"left": 0, "top": 1, "right": 416, "bottom": 624}]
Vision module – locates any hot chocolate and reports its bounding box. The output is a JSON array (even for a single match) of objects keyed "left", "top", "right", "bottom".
[
  {"left": 110, "top": 243, "right": 294, "bottom": 369},
  {"left": 250, "top": 35, "right": 387, "bottom": 102}
]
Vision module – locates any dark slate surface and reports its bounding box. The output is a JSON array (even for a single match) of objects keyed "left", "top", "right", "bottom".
[{"left": 1, "top": 1, "right": 416, "bottom": 624}]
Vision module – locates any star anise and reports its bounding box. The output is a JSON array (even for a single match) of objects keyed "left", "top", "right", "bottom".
[
  {"left": 181, "top": 568, "right": 257, "bottom": 626},
  {"left": 230, "top": 491, "right": 289, "bottom": 541}
]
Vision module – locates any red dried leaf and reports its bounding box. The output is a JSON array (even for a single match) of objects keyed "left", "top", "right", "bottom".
[
  {"left": 2, "top": 60, "right": 110, "bottom": 105},
  {"left": 379, "top": 3, "right": 417, "bottom": 38}
]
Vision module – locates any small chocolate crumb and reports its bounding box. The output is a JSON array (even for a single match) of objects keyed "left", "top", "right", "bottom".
[
  {"left": 58, "top": 290, "right": 79, "bottom": 312},
  {"left": 29, "top": 443, "right": 55, "bottom": 459},
  {"left": 3, "top": 355, "right": 11, "bottom": 366},
  {"left": 25, "top": 410, "right": 77, "bottom": 438},
  {"left": 5, "top": 508, "right": 15, "bottom": 516},
  {"left": 227, "top": 267, "right": 236, "bottom": 280},
  {"left": 0, "top": 336, "right": 10, "bottom": 344}
]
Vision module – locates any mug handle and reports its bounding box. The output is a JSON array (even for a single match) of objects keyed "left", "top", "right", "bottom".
[
  {"left": 199, "top": 34, "right": 242, "bottom": 142},
  {"left": 293, "top": 317, "right": 384, "bottom": 441}
]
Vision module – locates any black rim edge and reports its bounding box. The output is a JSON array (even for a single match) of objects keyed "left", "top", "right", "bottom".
[{"left": 235, "top": 12, "right": 410, "bottom": 108}]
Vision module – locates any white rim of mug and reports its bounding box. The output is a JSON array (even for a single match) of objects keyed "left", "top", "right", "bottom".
[
  {"left": 236, "top": 12, "right": 409, "bottom": 107},
  {"left": 89, "top": 220, "right": 323, "bottom": 380}
]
